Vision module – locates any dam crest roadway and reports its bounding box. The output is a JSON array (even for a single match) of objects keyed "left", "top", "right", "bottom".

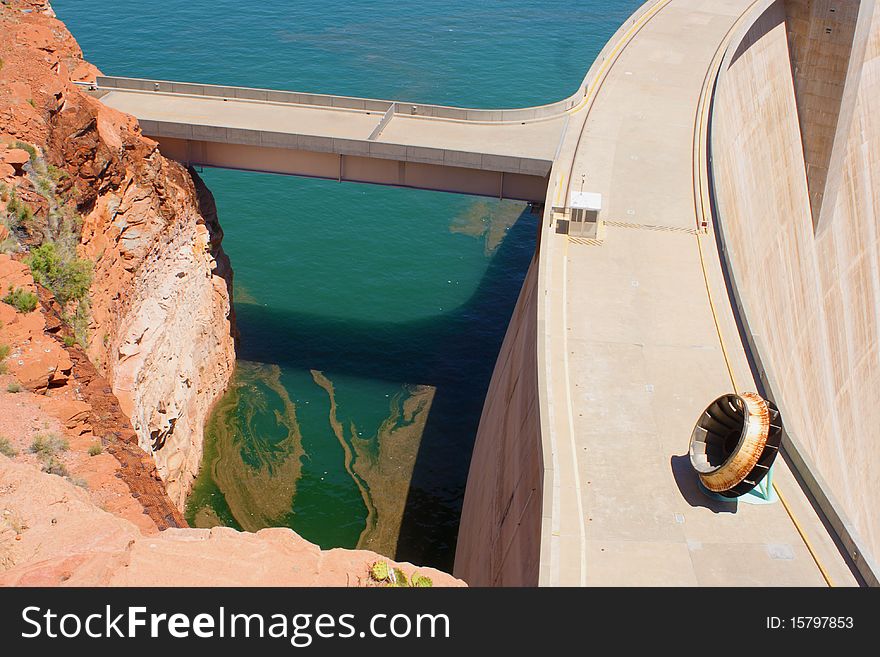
[{"left": 90, "top": 0, "right": 878, "bottom": 587}]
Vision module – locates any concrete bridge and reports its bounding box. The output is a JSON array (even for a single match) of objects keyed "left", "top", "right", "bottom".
[
  {"left": 93, "top": 0, "right": 879, "bottom": 587},
  {"left": 89, "top": 75, "right": 583, "bottom": 202}
]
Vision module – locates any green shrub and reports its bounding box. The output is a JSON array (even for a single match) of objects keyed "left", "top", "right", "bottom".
[
  {"left": 0, "top": 343, "right": 9, "bottom": 375},
  {"left": 6, "top": 381, "right": 21, "bottom": 393},
  {"left": 4, "top": 190, "right": 33, "bottom": 227},
  {"left": 87, "top": 442, "right": 103, "bottom": 457},
  {"left": 42, "top": 456, "right": 69, "bottom": 477},
  {"left": 30, "top": 432, "right": 69, "bottom": 457},
  {"left": 2, "top": 286, "right": 38, "bottom": 313},
  {"left": 27, "top": 242, "right": 92, "bottom": 306},
  {"left": 0, "top": 236, "right": 18, "bottom": 255},
  {"left": 63, "top": 335, "right": 76, "bottom": 348},
  {"left": 0, "top": 436, "right": 17, "bottom": 457},
  {"left": 46, "top": 165, "right": 69, "bottom": 182}
]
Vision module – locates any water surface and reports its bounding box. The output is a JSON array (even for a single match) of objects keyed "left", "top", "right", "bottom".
[{"left": 55, "top": 0, "right": 642, "bottom": 571}]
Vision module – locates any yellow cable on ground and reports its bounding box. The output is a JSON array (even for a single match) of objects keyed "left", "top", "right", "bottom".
[
  {"left": 694, "top": 234, "right": 834, "bottom": 587},
  {"left": 689, "top": 0, "right": 834, "bottom": 586},
  {"left": 775, "top": 480, "right": 835, "bottom": 586}
]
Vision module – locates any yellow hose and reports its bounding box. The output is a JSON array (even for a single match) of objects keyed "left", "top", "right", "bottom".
[{"left": 694, "top": 232, "right": 834, "bottom": 587}]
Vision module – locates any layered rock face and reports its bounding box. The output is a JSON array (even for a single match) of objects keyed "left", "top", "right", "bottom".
[{"left": 0, "top": 0, "right": 235, "bottom": 507}]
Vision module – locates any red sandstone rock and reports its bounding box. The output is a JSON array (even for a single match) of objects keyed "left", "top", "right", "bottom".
[
  {"left": 0, "top": 458, "right": 464, "bottom": 587},
  {"left": 0, "top": 148, "right": 30, "bottom": 174}
]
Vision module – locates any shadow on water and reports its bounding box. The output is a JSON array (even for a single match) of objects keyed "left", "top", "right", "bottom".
[{"left": 233, "top": 206, "right": 538, "bottom": 571}]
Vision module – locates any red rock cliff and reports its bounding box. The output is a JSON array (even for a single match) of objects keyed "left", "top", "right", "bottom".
[{"left": 0, "top": 0, "right": 235, "bottom": 508}]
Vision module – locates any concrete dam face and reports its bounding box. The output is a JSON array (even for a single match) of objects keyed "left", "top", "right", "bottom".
[
  {"left": 455, "top": 0, "right": 880, "bottom": 587},
  {"left": 710, "top": 0, "right": 880, "bottom": 582}
]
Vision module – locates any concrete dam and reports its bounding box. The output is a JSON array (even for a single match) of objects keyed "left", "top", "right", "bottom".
[{"left": 91, "top": 0, "right": 880, "bottom": 586}]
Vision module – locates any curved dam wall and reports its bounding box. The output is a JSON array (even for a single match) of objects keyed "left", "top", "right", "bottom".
[
  {"left": 711, "top": 0, "right": 880, "bottom": 579},
  {"left": 454, "top": 259, "right": 542, "bottom": 586}
]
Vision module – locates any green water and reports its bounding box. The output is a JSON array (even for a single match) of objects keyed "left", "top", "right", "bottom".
[
  {"left": 184, "top": 176, "right": 536, "bottom": 567},
  {"left": 54, "top": 0, "right": 644, "bottom": 572}
]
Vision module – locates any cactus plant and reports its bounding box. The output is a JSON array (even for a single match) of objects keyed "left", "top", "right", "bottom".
[
  {"left": 370, "top": 560, "right": 390, "bottom": 582},
  {"left": 368, "top": 560, "right": 434, "bottom": 587},
  {"left": 411, "top": 574, "right": 433, "bottom": 587}
]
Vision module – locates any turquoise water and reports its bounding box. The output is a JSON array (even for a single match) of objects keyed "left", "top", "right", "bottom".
[{"left": 55, "top": 0, "right": 642, "bottom": 571}]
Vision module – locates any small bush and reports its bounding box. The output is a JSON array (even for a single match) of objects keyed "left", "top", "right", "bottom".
[
  {"left": 41, "top": 456, "right": 69, "bottom": 477},
  {"left": 30, "top": 432, "right": 69, "bottom": 457},
  {"left": 67, "top": 476, "right": 88, "bottom": 489},
  {"left": 63, "top": 335, "right": 76, "bottom": 348},
  {"left": 0, "top": 343, "right": 9, "bottom": 375},
  {"left": 5, "top": 512, "right": 27, "bottom": 535},
  {"left": 4, "top": 190, "right": 33, "bottom": 227},
  {"left": 0, "top": 236, "right": 18, "bottom": 255},
  {"left": 2, "top": 286, "right": 38, "bottom": 313},
  {"left": 71, "top": 297, "right": 90, "bottom": 347},
  {"left": 87, "top": 442, "right": 103, "bottom": 457},
  {"left": 27, "top": 242, "right": 92, "bottom": 306},
  {"left": 6, "top": 381, "right": 21, "bottom": 393},
  {"left": 0, "top": 436, "right": 18, "bottom": 457}
]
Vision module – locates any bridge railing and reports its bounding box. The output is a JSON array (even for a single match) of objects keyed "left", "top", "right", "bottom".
[{"left": 93, "top": 75, "right": 581, "bottom": 123}]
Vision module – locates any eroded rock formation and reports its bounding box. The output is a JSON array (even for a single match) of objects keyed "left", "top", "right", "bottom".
[{"left": 0, "top": 0, "right": 235, "bottom": 507}]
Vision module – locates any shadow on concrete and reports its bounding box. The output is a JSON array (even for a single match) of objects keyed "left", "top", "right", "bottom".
[
  {"left": 728, "top": 3, "right": 784, "bottom": 68},
  {"left": 670, "top": 455, "right": 738, "bottom": 514}
]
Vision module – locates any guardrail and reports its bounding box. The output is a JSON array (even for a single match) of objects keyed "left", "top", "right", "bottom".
[
  {"left": 93, "top": 75, "right": 579, "bottom": 123},
  {"left": 82, "top": 1, "right": 670, "bottom": 133}
]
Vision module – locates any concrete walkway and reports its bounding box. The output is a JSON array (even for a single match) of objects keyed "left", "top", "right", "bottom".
[
  {"left": 544, "top": 0, "right": 857, "bottom": 585},
  {"left": 100, "top": 89, "right": 568, "bottom": 163}
]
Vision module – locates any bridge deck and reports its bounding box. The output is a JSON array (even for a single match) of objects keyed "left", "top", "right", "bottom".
[
  {"left": 99, "top": 89, "right": 566, "bottom": 162},
  {"left": 101, "top": 89, "right": 384, "bottom": 141},
  {"left": 95, "top": 82, "right": 564, "bottom": 201}
]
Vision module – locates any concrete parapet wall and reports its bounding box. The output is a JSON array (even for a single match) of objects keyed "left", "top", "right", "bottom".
[
  {"left": 710, "top": 0, "right": 880, "bottom": 579},
  {"left": 94, "top": 0, "right": 664, "bottom": 128}
]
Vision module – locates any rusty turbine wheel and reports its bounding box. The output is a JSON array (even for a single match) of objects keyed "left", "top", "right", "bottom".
[{"left": 688, "top": 392, "right": 782, "bottom": 498}]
